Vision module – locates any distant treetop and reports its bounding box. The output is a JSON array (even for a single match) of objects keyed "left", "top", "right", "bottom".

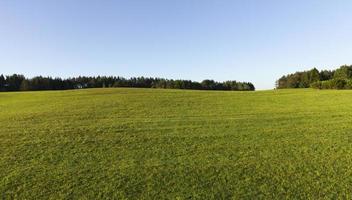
[
  {"left": 276, "top": 65, "right": 352, "bottom": 90},
  {"left": 0, "top": 74, "right": 255, "bottom": 92}
]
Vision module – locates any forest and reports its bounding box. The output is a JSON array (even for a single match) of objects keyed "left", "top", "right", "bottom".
[
  {"left": 276, "top": 65, "right": 352, "bottom": 89},
  {"left": 0, "top": 74, "right": 255, "bottom": 92}
]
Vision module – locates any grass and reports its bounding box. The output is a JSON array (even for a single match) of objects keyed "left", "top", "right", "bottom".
[{"left": 2, "top": 88, "right": 352, "bottom": 199}]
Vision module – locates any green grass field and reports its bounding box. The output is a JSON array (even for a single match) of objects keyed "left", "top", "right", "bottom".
[{"left": 2, "top": 88, "right": 352, "bottom": 199}]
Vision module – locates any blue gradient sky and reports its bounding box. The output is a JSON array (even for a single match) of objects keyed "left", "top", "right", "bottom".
[{"left": 1, "top": 0, "right": 352, "bottom": 89}]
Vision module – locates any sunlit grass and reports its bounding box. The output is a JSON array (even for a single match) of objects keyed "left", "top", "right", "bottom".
[{"left": 1, "top": 88, "right": 352, "bottom": 199}]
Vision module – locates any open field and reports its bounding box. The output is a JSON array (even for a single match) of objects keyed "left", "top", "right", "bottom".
[{"left": 2, "top": 88, "right": 352, "bottom": 199}]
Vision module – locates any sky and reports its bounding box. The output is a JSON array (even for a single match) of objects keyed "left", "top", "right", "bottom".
[{"left": 1, "top": 0, "right": 352, "bottom": 89}]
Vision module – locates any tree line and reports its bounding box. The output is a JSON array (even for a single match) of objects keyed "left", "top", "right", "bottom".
[
  {"left": 276, "top": 65, "right": 352, "bottom": 89},
  {"left": 0, "top": 74, "right": 255, "bottom": 92}
]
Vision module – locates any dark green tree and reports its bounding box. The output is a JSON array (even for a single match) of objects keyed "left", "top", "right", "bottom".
[{"left": 0, "top": 74, "right": 5, "bottom": 91}]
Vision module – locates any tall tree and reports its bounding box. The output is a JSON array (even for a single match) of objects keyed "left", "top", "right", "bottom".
[
  {"left": 6, "top": 74, "right": 25, "bottom": 91},
  {"left": 309, "top": 68, "right": 320, "bottom": 83},
  {"left": 333, "top": 65, "right": 352, "bottom": 80},
  {"left": 20, "top": 80, "right": 30, "bottom": 91},
  {"left": 0, "top": 74, "right": 5, "bottom": 91}
]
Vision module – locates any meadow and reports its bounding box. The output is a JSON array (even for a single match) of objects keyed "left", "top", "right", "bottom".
[{"left": 2, "top": 88, "right": 352, "bottom": 199}]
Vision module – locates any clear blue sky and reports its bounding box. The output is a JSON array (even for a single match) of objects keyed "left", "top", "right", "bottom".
[{"left": 1, "top": 0, "right": 352, "bottom": 89}]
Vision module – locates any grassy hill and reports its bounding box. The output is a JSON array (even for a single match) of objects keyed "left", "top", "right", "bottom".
[{"left": 2, "top": 88, "right": 352, "bottom": 199}]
